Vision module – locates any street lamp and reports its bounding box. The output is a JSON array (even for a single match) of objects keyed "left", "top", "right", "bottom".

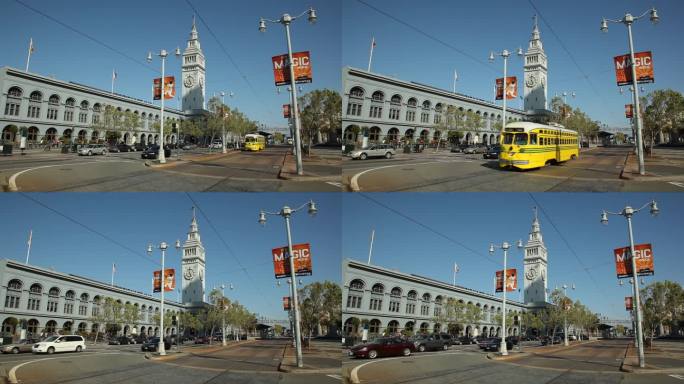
[
  {"left": 215, "top": 283, "right": 234, "bottom": 346},
  {"left": 147, "top": 240, "right": 181, "bottom": 355},
  {"left": 258, "top": 199, "right": 317, "bottom": 368},
  {"left": 558, "top": 283, "right": 575, "bottom": 346},
  {"left": 218, "top": 91, "right": 234, "bottom": 154},
  {"left": 147, "top": 47, "right": 181, "bottom": 164},
  {"left": 489, "top": 47, "right": 523, "bottom": 134},
  {"left": 600, "top": 7, "right": 659, "bottom": 175},
  {"left": 488, "top": 239, "right": 523, "bottom": 356},
  {"left": 600, "top": 199, "right": 658, "bottom": 368},
  {"left": 259, "top": 7, "right": 317, "bottom": 176}
]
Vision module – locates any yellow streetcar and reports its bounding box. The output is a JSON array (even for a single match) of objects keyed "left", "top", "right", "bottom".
[
  {"left": 243, "top": 134, "right": 266, "bottom": 151},
  {"left": 499, "top": 122, "right": 579, "bottom": 170}
]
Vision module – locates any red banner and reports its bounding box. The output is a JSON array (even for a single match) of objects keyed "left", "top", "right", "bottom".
[
  {"left": 496, "top": 77, "right": 518, "bottom": 100},
  {"left": 283, "top": 296, "right": 291, "bottom": 311},
  {"left": 153, "top": 76, "right": 176, "bottom": 100},
  {"left": 272, "top": 51, "right": 312, "bottom": 86},
  {"left": 613, "top": 243, "right": 654, "bottom": 279},
  {"left": 625, "top": 296, "right": 633, "bottom": 311},
  {"left": 625, "top": 104, "right": 634, "bottom": 119},
  {"left": 153, "top": 268, "right": 176, "bottom": 292},
  {"left": 495, "top": 269, "right": 517, "bottom": 292},
  {"left": 283, "top": 104, "right": 291, "bottom": 119},
  {"left": 272, "top": 243, "right": 312, "bottom": 279},
  {"left": 614, "top": 51, "right": 654, "bottom": 86}
]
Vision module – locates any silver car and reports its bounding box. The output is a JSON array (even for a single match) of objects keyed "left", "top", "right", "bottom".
[
  {"left": 350, "top": 144, "right": 395, "bottom": 160},
  {"left": 1, "top": 339, "right": 38, "bottom": 354},
  {"left": 78, "top": 144, "right": 107, "bottom": 156}
]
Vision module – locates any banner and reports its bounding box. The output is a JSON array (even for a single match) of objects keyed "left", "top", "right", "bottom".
[
  {"left": 495, "top": 268, "right": 517, "bottom": 292},
  {"left": 495, "top": 77, "right": 518, "bottom": 100},
  {"left": 153, "top": 76, "right": 176, "bottom": 100},
  {"left": 272, "top": 243, "right": 312, "bottom": 279},
  {"left": 153, "top": 268, "right": 176, "bottom": 292},
  {"left": 272, "top": 51, "right": 312, "bottom": 86},
  {"left": 613, "top": 243, "right": 654, "bottom": 278},
  {"left": 614, "top": 51, "right": 654, "bottom": 86},
  {"left": 625, "top": 296, "right": 633, "bottom": 311},
  {"left": 625, "top": 104, "right": 634, "bottom": 119},
  {"left": 283, "top": 104, "right": 291, "bottom": 119},
  {"left": 283, "top": 296, "right": 291, "bottom": 311}
]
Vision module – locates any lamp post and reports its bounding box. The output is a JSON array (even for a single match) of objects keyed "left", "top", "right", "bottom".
[
  {"left": 215, "top": 283, "right": 234, "bottom": 346},
  {"left": 601, "top": 199, "right": 659, "bottom": 368},
  {"left": 218, "top": 91, "right": 234, "bottom": 154},
  {"left": 558, "top": 283, "right": 575, "bottom": 346},
  {"left": 147, "top": 240, "right": 181, "bottom": 355},
  {"left": 489, "top": 239, "right": 523, "bottom": 356},
  {"left": 147, "top": 47, "right": 181, "bottom": 164},
  {"left": 601, "top": 8, "right": 659, "bottom": 175},
  {"left": 259, "top": 8, "right": 317, "bottom": 176},
  {"left": 489, "top": 47, "right": 523, "bottom": 134},
  {"left": 258, "top": 200, "right": 317, "bottom": 368}
]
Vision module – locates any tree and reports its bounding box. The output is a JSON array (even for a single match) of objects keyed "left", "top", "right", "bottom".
[
  {"left": 298, "top": 89, "right": 342, "bottom": 149},
  {"left": 298, "top": 281, "right": 341, "bottom": 339},
  {"left": 642, "top": 90, "right": 684, "bottom": 149},
  {"left": 122, "top": 303, "right": 141, "bottom": 335},
  {"left": 641, "top": 281, "right": 684, "bottom": 338}
]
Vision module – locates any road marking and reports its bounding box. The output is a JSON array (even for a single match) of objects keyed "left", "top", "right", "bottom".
[
  {"left": 349, "top": 351, "right": 465, "bottom": 384},
  {"left": 668, "top": 182, "right": 684, "bottom": 189},
  {"left": 8, "top": 352, "right": 121, "bottom": 384},
  {"left": 349, "top": 160, "right": 463, "bottom": 192},
  {"left": 670, "top": 374, "right": 684, "bottom": 380},
  {"left": 326, "top": 181, "right": 343, "bottom": 188},
  {"left": 327, "top": 374, "right": 343, "bottom": 380},
  {"left": 7, "top": 160, "right": 133, "bottom": 191}
]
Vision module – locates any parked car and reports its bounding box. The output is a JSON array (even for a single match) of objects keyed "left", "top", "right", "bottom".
[
  {"left": 459, "top": 336, "right": 478, "bottom": 345},
  {"left": 349, "top": 337, "right": 415, "bottom": 359},
  {"left": 133, "top": 335, "right": 148, "bottom": 344},
  {"left": 140, "top": 337, "right": 171, "bottom": 352},
  {"left": 483, "top": 144, "right": 501, "bottom": 159},
  {"left": 117, "top": 143, "right": 134, "bottom": 152},
  {"left": 450, "top": 145, "right": 462, "bottom": 153},
  {"left": 107, "top": 143, "right": 120, "bottom": 153},
  {"left": 134, "top": 143, "right": 147, "bottom": 151},
  {"left": 194, "top": 336, "right": 210, "bottom": 344},
  {"left": 1, "top": 339, "right": 39, "bottom": 354},
  {"left": 480, "top": 337, "right": 513, "bottom": 352},
  {"left": 413, "top": 334, "right": 449, "bottom": 352},
  {"left": 209, "top": 141, "right": 223, "bottom": 149},
  {"left": 182, "top": 143, "right": 198, "bottom": 150},
  {"left": 540, "top": 335, "right": 562, "bottom": 345},
  {"left": 32, "top": 335, "right": 86, "bottom": 354},
  {"left": 463, "top": 145, "right": 486, "bottom": 154},
  {"left": 141, "top": 145, "right": 171, "bottom": 159},
  {"left": 349, "top": 144, "right": 395, "bottom": 160},
  {"left": 78, "top": 143, "right": 107, "bottom": 156},
  {"left": 437, "top": 333, "right": 460, "bottom": 345},
  {"left": 108, "top": 336, "right": 132, "bottom": 345}
]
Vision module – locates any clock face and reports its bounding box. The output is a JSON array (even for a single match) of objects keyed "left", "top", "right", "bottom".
[
  {"left": 526, "top": 75, "right": 537, "bottom": 88},
  {"left": 184, "top": 268, "right": 194, "bottom": 280},
  {"left": 184, "top": 75, "right": 195, "bottom": 88},
  {"left": 525, "top": 267, "right": 537, "bottom": 280}
]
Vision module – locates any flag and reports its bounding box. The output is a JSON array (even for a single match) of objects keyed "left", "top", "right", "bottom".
[
  {"left": 27, "top": 230, "right": 32, "bottom": 247},
  {"left": 112, "top": 263, "right": 116, "bottom": 273},
  {"left": 371, "top": 37, "right": 376, "bottom": 49},
  {"left": 454, "top": 263, "right": 459, "bottom": 273},
  {"left": 112, "top": 69, "right": 117, "bottom": 80},
  {"left": 454, "top": 70, "right": 458, "bottom": 81},
  {"left": 29, "top": 38, "right": 35, "bottom": 54}
]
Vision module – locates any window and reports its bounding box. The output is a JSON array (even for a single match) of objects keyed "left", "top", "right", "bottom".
[
  {"left": 369, "top": 298, "right": 383, "bottom": 311},
  {"left": 433, "top": 114, "right": 441, "bottom": 124},
  {"left": 530, "top": 133, "right": 537, "bottom": 145},
  {"left": 346, "top": 295, "right": 362, "bottom": 308},
  {"left": 421, "top": 304, "right": 430, "bottom": 316},
  {"left": 346, "top": 102, "right": 362, "bottom": 116},
  {"left": 29, "top": 91, "right": 42, "bottom": 102},
  {"left": 4, "top": 101, "right": 20, "bottom": 116},
  {"left": 371, "top": 91, "right": 384, "bottom": 102},
  {"left": 27, "top": 105, "right": 40, "bottom": 118},
  {"left": 47, "top": 287, "right": 59, "bottom": 312},
  {"left": 92, "top": 114, "right": 100, "bottom": 124},
  {"left": 64, "top": 290, "right": 75, "bottom": 314},
  {"left": 369, "top": 106, "right": 382, "bottom": 118},
  {"left": 371, "top": 284, "right": 384, "bottom": 294},
  {"left": 421, "top": 112, "right": 429, "bottom": 123},
  {"left": 389, "top": 108, "right": 400, "bottom": 120},
  {"left": 389, "top": 301, "right": 400, "bottom": 312},
  {"left": 4, "top": 279, "right": 22, "bottom": 309},
  {"left": 405, "top": 302, "right": 415, "bottom": 314},
  {"left": 349, "top": 87, "right": 364, "bottom": 99},
  {"left": 79, "top": 112, "right": 88, "bottom": 123},
  {"left": 406, "top": 110, "right": 415, "bottom": 121},
  {"left": 47, "top": 108, "right": 58, "bottom": 120}
]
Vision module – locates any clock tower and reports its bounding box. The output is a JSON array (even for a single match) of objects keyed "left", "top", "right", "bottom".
[
  {"left": 181, "top": 16, "right": 206, "bottom": 113},
  {"left": 523, "top": 207, "right": 548, "bottom": 305},
  {"left": 523, "top": 15, "right": 548, "bottom": 112},
  {"left": 181, "top": 207, "right": 206, "bottom": 304}
]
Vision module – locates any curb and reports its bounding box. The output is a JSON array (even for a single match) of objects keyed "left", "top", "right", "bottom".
[
  {"left": 276, "top": 342, "right": 289, "bottom": 373},
  {"left": 277, "top": 153, "right": 341, "bottom": 182},
  {"left": 146, "top": 152, "right": 235, "bottom": 169},
  {"left": 619, "top": 152, "right": 635, "bottom": 180},
  {"left": 146, "top": 341, "right": 250, "bottom": 362}
]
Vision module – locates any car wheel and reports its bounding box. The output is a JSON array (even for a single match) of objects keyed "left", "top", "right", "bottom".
[
  {"left": 359, "top": 153, "right": 368, "bottom": 160},
  {"left": 12, "top": 347, "right": 19, "bottom": 354},
  {"left": 76, "top": 346, "right": 82, "bottom": 352},
  {"left": 47, "top": 347, "right": 55, "bottom": 355},
  {"left": 418, "top": 345, "right": 426, "bottom": 352},
  {"left": 102, "top": 150, "right": 107, "bottom": 155},
  {"left": 88, "top": 151, "right": 93, "bottom": 156},
  {"left": 368, "top": 350, "right": 378, "bottom": 359},
  {"left": 443, "top": 344, "right": 449, "bottom": 351},
  {"left": 385, "top": 152, "right": 392, "bottom": 159},
  {"left": 402, "top": 348, "right": 411, "bottom": 356}
]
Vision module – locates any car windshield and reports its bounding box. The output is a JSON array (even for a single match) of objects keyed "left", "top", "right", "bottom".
[{"left": 44, "top": 336, "right": 59, "bottom": 342}]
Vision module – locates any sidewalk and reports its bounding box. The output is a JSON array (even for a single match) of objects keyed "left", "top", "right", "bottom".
[
  {"left": 145, "top": 150, "right": 237, "bottom": 169},
  {"left": 278, "top": 152, "right": 341, "bottom": 181},
  {"left": 278, "top": 340, "right": 341, "bottom": 374},
  {"left": 145, "top": 340, "right": 253, "bottom": 362},
  {"left": 620, "top": 147, "right": 684, "bottom": 181},
  {"left": 486, "top": 340, "right": 597, "bottom": 361},
  {"left": 620, "top": 341, "right": 684, "bottom": 374}
]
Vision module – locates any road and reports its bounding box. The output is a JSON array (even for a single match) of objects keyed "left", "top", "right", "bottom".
[
  {"left": 342, "top": 339, "right": 683, "bottom": 384},
  {"left": 1, "top": 339, "right": 340, "bottom": 384},
  {"left": 0, "top": 146, "right": 341, "bottom": 192},
  {"left": 342, "top": 146, "right": 684, "bottom": 192}
]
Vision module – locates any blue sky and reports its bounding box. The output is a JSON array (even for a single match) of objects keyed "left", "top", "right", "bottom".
[
  {"left": 4, "top": 0, "right": 340, "bottom": 128},
  {"left": 342, "top": 0, "right": 684, "bottom": 129},
  {"left": 0, "top": 193, "right": 341, "bottom": 320},
  {"left": 342, "top": 193, "right": 683, "bottom": 320}
]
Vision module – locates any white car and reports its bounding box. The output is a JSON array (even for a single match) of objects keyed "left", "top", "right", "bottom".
[
  {"left": 78, "top": 144, "right": 107, "bottom": 156},
  {"left": 32, "top": 335, "right": 86, "bottom": 354},
  {"left": 209, "top": 142, "right": 223, "bottom": 149}
]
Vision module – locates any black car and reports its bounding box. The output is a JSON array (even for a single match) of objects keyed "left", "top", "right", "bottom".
[
  {"left": 107, "top": 144, "right": 120, "bottom": 153},
  {"left": 117, "top": 143, "right": 134, "bottom": 152},
  {"left": 540, "top": 335, "right": 562, "bottom": 345},
  {"left": 134, "top": 143, "right": 147, "bottom": 151},
  {"left": 108, "top": 336, "right": 131, "bottom": 345},
  {"left": 141, "top": 337, "right": 171, "bottom": 352},
  {"left": 483, "top": 145, "right": 501, "bottom": 159},
  {"left": 436, "top": 333, "right": 460, "bottom": 345},
  {"left": 412, "top": 334, "right": 449, "bottom": 352},
  {"left": 141, "top": 145, "right": 171, "bottom": 159},
  {"left": 459, "top": 336, "right": 478, "bottom": 345},
  {"left": 480, "top": 337, "right": 513, "bottom": 352}
]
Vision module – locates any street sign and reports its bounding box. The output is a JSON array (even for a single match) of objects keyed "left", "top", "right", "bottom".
[
  {"left": 153, "top": 268, "right": 176, "bottom": 292},
  {"left": 625, "top": 104, "right": 634, "bottom": 119},
  {"left": 283, "top": 104, "right": 291, "bottom": 119},
  {"left": 613, "top": 51, "right": 654, "bottom": 86},
  {"left": 272, "top": 243, "right": 312, "bottom": 279},
  {"left": 153, "top": 76, "right": 176, "bottom": 100},
  {"left": 283, "top": 296, "right": 291, "bottom": 311},
  {"left": 271, "top": 51, "right": 312, "bottom": 86},
  {"left": 625, "top": 296, "right": 633, "bottom": 311},
  {"left": 495, "top": 268, "right": 517, "bottom": 292},
  {"left": 495, "top": 77, "right": 518, "bottom": 100},
  {"left": 613, "top": 243, "right": 654, "bottom": 278}
]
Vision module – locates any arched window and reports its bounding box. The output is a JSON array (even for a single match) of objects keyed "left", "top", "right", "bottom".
[
  {"left": 422, "top": 100, "right": 431, "bottom": 109},
  {"left": 349, "top": 87, "right": 364, "bottom": 98},
  {"left": 49, "top": 287, "right": 59, "bottom": 297},
  {"left": 29, "top": 91, "right": 42, "bottom": 102},
  {"left": 47, "top": 287, "right": 60, "bottom": 312},
  {"left": 93, "top": 103, "right": 101, "bottom": 113},
  {"left": 407, "top": 98, "right": 417, "bottom": 107},
  {"left": 8, "top": 87, "right": 23, "bottom": 98},
  {"left": 371, "top": 283, "right": 384, "bottom": 294},
  {"left": 407, "top": 290, "right": 417, "bottom": 300},
  {"left": 349, "top": 279, "right": 364, "bottom": 290},
  {"left": 5, "top": 87, "right": 23, "bottom": 116},
  {"left": 64, "top": 290, "right": 75, "bottom": 314},
  {"left": 435, "top": 103, "right": 443, "bottom": 113},
  {"left": 29, "top": 284, "right": 42, "bottom": 294},
  {"left": 390, "top": 94, "right": 402, "bottom": 104},
  {"left": 65, "top": 98, "right": 75, "bottom": 107},
  {"left": 65, "top": 290, "right": 75, "bottom": 299},
  {"left": 388, "top": 287, "right": 402, "bottom": 312},
  {"left": 371, "top": 91, "right": 384, "bottom": 102},
  {"left": 48, "top": 95, "right": 60, "bottom": 105},
  {"left": 390, "top": 287, "right": 402, "bottom": 297},
  {"left": 28, "top": 284, "right": 42, "bottom": 311},
  {"left": 422, "top": 293, "right": 431, "bottom": 302},
  {"left": 369, "top": 319, "right": 381, "bottom": 334},
  {"left": 4, "top": 279, "right": 22, "bottom": 309}
]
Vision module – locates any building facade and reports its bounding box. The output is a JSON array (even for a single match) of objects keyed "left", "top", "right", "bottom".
[
  {"left": 523, "top": 15, "right": 549, "bottom": 113},
  {"left": 181, "top": 16, "right": 207, "bottom": 114},
  {"left": 181, "top": 207, "right": 206, "bottom": 306}
]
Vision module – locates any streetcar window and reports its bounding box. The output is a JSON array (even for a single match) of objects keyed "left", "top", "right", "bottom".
[
  {"left": 515, "top": 133, "right": 528, "bottom": 146},
  {"left": 503, "top": 133, "right": 514, "bottom": 145},
  {"left": 530, "top": 133, "right": 538, "bottom": 145}
]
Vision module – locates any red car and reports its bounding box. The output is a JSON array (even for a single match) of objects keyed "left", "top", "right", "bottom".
[
  {"left": 349, "top": 337, "right": 415, "bottom": 359},
  {"left": 194, "top": 336, "right": 210, "bottom": 344}
]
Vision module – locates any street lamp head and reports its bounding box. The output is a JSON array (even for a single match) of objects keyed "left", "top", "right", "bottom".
[
  {"left": 517, "top": 239, "right": 523, "bottom": 249},
  {"left": 160, "top": 241, "right": 168, "bottom": 250},
  {"left": 572, "top": 283, "right": 576, "bottom": 290},
  {"left": 147, "top": 244, "right": 153, "bottom": 254},
  {"left": 619, "top": 280, "right": 624, "bottom": 286},
  {"left": 146, "top": 52, "right": 153, "bottom": 63},
  {"left": 649, "top": 200, "right": 659, "bottom": 217},
  {"left": 488, "top": 244, "right": 495, "bottom": 254},
  {"left": 258, "top": 18, "right": 266, "bottom": 32},
  {"left": 600, "top": 18, "right": 608, "bottom": 32},
  {"left": 160, "top": 49, "right": 168, "bottom": 58},
  {"left": 650, "top": 8, "right": 659, "bottom": 24},
  {"left": 600, "top": 211, "right": 609, "bottom": 225},
  {"left": 307, "top": 7, "right": 317, "bottom": 24},
  {"left": 572, "top": 91, "right": 576, "bottom": 98},
  {"left": 175, "top": 47, "right": 181, "bottom": 57},
  {"left": 175, "top": 239, "right": 181, "bottom": 249},
  {"left": 517, "top": 47, "right": 523, "bottom": 56},
  {"left": 230, "top": 283, "right": 234, "bottom": 290},
  {"left": 307, "top": 200, "right": 318, "bottom": 216},
  {"left": 220, "top": 91, "right": 225, "bottom": 97},
  {"left": 488, "top": 51, "right": 495, "bottom": 62},
  {"left": 258, "top": 210, "right": 267, "bottom": 226}
]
